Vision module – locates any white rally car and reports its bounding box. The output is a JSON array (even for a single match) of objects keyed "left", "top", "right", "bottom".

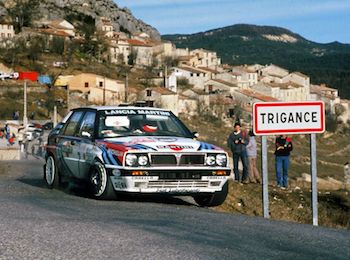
[{"left": 44, "top": 106, "right": 230, "bottom": 207}]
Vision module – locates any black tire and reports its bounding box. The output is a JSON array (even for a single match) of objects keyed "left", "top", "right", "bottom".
[
  {"left": 194, "top": 181, "right": 229, "bottom": 207},
  {"left": 44, "top": 155, "right": 60, "bottom": 189},
  {"left": 88, "top": 161, "right": 116, "bottom": 200}
]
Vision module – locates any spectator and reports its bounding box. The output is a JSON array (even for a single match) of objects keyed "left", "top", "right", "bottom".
[
  {"left": 227, "top": 122, "right": 249, "bottom": 183},
  {"left": 8, "top": 133, "right": 16, "bottom": 146},
  {"left": 4, "top": 124, "right": 10, "bottom": 141},
  {"left": 275, "top": 135, "right": 293, "bottom": 189},
  {"left": 246, "top": 130, "right": 261, "bottom": 183}
]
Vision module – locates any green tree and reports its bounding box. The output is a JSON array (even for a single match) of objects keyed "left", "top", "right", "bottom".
[
  {"left": 1, "top": 0, "right": 40, "bottom": 33},
  {"left": 128, "top": 47, "right": 138, "bottom": 66}
]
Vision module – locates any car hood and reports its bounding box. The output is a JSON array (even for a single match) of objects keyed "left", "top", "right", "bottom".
[{"left": 99, "top": 136, "right": 223, "bottom": 152}]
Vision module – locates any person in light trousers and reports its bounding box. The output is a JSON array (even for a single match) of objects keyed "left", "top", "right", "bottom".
[{"left": 246, "top": 130, "right": 261, "bottom": 183}]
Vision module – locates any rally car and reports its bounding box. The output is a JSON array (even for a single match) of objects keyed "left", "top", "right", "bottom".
[{"left": 44, "top": 106, "right": 230, "bottom": 207}]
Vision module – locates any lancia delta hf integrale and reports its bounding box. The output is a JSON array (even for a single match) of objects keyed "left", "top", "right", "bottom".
[{"left": 44, "top": 107, "right": 230, "bottom": 206}]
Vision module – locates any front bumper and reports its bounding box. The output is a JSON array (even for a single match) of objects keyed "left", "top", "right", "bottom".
[{"left": 107, "top": 167, "right": 230, "bottom": 194}]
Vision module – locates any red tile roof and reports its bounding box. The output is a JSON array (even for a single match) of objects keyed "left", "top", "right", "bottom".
[
  {"left": 198, "top": 67, "right": 220, "bottom": 74},
  {"left": 178, "top": 66, "right": 207, "bottom": 74},
  {"left": 150, "top": 87, "right": 177, "bottom": 95},
  {"left": 266, "top": 81, "right": 304, "bottom": 89},
  {"left": 210, "top": 79, "right": 238, "bottom": 88},
  {"left": 127, "top": 39, "right": 152, "bottom": 47},
  {"left": 238, "top": 89, "right": 278, "bottom": 102}
]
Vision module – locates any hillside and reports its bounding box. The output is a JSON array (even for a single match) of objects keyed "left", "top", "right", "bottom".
[
  {"left": 0, "top": 0, "right": 160, "bottom": 39},
  {"left": 163, "top": 24, "right": 350, "bottom": 98}
]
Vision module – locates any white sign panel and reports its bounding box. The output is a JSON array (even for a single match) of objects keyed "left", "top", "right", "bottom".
[{"left": 253, "top": 101, "right": 325, "bottom": 135}]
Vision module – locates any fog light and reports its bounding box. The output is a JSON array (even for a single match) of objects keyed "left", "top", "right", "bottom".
[
  {"left": 210, "top": 181, "right": 221, "bottom": 187},
  {"left": 132, "top": 171, "right": 148, "bottom": 176},
  {"left": 213, "top": 170, "right": 226, "bottom": 176},
  {"left": 112, "top": 169, "right": 121, "bottom": 176}
]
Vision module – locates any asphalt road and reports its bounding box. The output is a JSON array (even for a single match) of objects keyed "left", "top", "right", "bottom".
[{"left": 0, "top": 160, "right": 349, "bottom": 260}]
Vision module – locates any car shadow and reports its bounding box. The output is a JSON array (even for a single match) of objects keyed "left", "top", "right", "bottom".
[{"left": 17, "top": 177, "right": 195, "bottom": 207}]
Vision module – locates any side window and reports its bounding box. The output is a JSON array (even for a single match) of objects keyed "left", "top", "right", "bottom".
[
  {"left": 63, "top": 111, "right": 84, "bottom": 136},
  {"left": 78, "top": 112, "right": 96, "bottom": 139}
]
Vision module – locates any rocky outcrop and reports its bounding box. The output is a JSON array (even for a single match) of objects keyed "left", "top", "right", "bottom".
[{"left": 0, "top": 0, "right": 160, "bottom": 39}]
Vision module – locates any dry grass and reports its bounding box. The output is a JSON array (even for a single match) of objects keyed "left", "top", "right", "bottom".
[{"left": 215, "top": 181, "right": 350, "bottom": 229}]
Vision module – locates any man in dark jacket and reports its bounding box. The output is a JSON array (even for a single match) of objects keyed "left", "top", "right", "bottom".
[
  {"left": 227, "top": 122, "right": 249, "bottom": 183},
  {"left": 275, "top": 135, "right": 293, "bottom": 188}
]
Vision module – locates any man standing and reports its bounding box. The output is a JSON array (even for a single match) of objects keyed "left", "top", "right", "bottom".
[
  {"left": 275, "top": 135, "right": 293, "bottom": 188},
  {"left": 227, "top": 122, "right": 249, "bottom": 183}
]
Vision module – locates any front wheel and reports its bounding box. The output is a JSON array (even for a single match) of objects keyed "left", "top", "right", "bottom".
[
  {"left": 89, "top": 161, "right": 116, "bottom": 200},
  {"left": 194, "top": 181, "right": 229, "bottom": 207},
  {"left": 44, "top": 155, "right": 60, "bottom": 189}
]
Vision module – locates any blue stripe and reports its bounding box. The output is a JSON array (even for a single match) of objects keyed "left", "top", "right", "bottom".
[
  {"left": 107, "top": 150, "right": 119, "bottom": 165},
  {"left": 100, "top": 146, "right": 111, "bottom": 164}
]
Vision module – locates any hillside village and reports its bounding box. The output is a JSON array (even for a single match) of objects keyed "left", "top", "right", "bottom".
[{"left": 0, "top": 12, "right": 350, "bottom": 126}]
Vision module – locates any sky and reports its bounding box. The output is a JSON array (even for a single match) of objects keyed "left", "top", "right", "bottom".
[{"left": 114, "top": 0, "right": 350, "bottom": 44}]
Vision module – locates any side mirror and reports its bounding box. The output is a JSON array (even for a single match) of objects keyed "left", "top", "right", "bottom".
[
  {"left": 192, "top": 132, "right": 199, "bottom": 138},
  {"left": 81, "top": 131, "right": 92, "bottom": 138}
]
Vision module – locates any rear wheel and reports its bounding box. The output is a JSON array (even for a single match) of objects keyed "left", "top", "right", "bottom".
[
  {"left": 44, "top": 155, "right": 60, "bottom": 189},
  {"left": 194, "top": 181, "right": 229, "bottom": 207},
  {"left": 89, "top": 161, "right": 116, "bottom": 200}
]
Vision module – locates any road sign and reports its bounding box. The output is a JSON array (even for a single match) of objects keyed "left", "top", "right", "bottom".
[{"left": 253, "top": 101, "right": 325, "bottom": 135}]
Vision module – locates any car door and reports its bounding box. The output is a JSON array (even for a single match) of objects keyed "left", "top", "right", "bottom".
[
  {"left": 60, "top": 111, "right": 84, "bottom": 178},
  {"left": 76, "top": 111, "right": 97, "bottom": 179}
]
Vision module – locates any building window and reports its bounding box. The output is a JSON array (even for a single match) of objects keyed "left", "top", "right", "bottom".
[
  {"left": 146, "top": 90, "right": 152, "bottom": 97},
  {"left": 99, "top": 81, "right": 103, "bottom": 87},
  {"left": 146, "top": 100, "right": 154, "bottom": 107},
  {"left": 85, "top": 82, "right": 89, "bottom": 88},
  {"left": 190, "top": 73, "right": 194, "bottom": 77}
]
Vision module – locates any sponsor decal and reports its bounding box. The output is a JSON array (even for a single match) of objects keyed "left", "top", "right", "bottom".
[
  {"left": 104, "top": 109, "right": 170, "bottom": 116},
  {"left": 123, "top": 138, "right": 156, "bottom": 145},
  {"left": 154, "top": 137, "right": 178, "bottom": 142},
  {"left": 156, "top": 144, "right": 194, "bottom": 151}
]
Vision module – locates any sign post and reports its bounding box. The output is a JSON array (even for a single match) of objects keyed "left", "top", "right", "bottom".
[
  {"left": 261, "top": 135, "right": 269, "bottom": 218},
  {"left": 310, "top": 133, "right": 318, "bottom": 226},
  {"left": 253, "top": 101, "right": 325, "bottom": 226}
]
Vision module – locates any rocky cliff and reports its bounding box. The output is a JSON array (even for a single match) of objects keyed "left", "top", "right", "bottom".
[{"left": 0, "top": 0, "right": 160, "bottom": 39}]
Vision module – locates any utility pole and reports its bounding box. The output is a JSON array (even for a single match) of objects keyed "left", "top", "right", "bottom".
[
  {"left": 66, "top": 85, "right": 70, "bottom": 112},
  {"left": 164, "top": 65, "right": 168, "bottom": 88},
  {"left": 103, "top": 76, "right": 106, "bottom": 106},
  {"left": 53, "top": 105, "right": 57, "bottom": 127},
  {"left": 125, "top": 72, "right": 128, "bottom": 103},
  {"left": 23, "top": 80, "right": 28, "bottom": 128}
]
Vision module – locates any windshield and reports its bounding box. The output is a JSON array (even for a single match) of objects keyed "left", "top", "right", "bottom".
[{"left": 97, "top": 109, "right": 193, "bottom": 138}]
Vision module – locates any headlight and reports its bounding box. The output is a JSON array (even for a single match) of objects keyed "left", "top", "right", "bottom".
[
  {"left": 216, "top": 154, "right": 227, "bottom": 166},
  {"left": 206, "top": 155, "right": 216, "bottom": 166},
  {"left": 125, "top": 154, "right": 138, "bottom": 166},
  {"left": 138, "top": 155, "right": 149, "bottom": 166}
]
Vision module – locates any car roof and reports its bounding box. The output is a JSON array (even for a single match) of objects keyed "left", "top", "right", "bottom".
[{"left": 72, "top": 106, "right": 171, "bottom": 112}]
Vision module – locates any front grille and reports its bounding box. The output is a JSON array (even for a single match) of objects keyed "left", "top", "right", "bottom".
[
  {"left": 147, "top": 180, "right": 210, "bottom": 189},
  {"left": 151, "top": 155, "right": 177, "bottom": 166},
  {"left": 157, "top": 171, "right": 202, "bottom": 180},
  {"left": 150, "top": 154, "right": 205, "bottom": 166},
  {"left": 180, "top": 154, "right": 205, "bottom": 165}
]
